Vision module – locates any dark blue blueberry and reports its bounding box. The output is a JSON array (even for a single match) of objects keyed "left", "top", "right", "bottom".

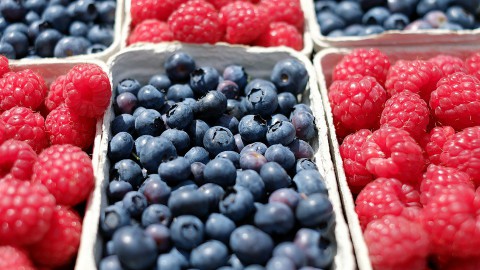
[
  {"left": 100, "top": 204, "right": 131, "bottom": 237},
  {"left": 203, "top": 158, "right": 236, "bottom": 188},
  {"left": 273, "top": 242, "right": 307, "bottom": 268},
  {"left": 137, "top": 85, "right": 165, "bottom": 111},
  {"left": 134, "top": 134, "right": 152, "bottom": 156},
  {"left": 269, "top": 188, "right": 300, "bottom": 210},
  {"left": 198, "top": 183, "right": 224, "bottom": 212},
  {"left": 271, "top": 58, "right": 308, "bottom": 95},
  {"left": 234, "top": 134, "right": 245, "bottom": 152},
  {"left": 334, "top": 1, "right": 363, "bottom": 25},
  {"left": 167, "top": 84, "right": 194, "bottom": 102},
  {"left": 99, "top": 255, "right": 123, "bottom": 270},
  {"left": 135, "top": 109, "right": 166, "bottom": 136},
  {"left": 293, "top": 169, "right": 327, "bottom": 195},
  {"left": 203, "top": 126, "right": 235, "bottom": 156},
  {"left": 238, "top": 115, "right": 267, "bottom": 143},
  {"left": 112, "top": 226, "right": 157, "bottom": 270},
  {"left": 87, "top": 25, "right": 113, "bottom": 46},
  {"left": 160, "top": 100, "right": 174, "bottom": 114},
  {"left": 362, "top": 7, "right": 390, "bottom": 25},
  {"left": 217, "top": 80, "right": 239, "bottom": 99},
  {"left": 244, "top": 79, "right": 276, "bottom": 96},
  {"left": 68, "top": 21, "right": 88, "bottom": 37},
  {"left": 53, "top": 36, "right": 90, "bottom": 57},
  {"left": 194, "top": 90, "right": 227, "bottom": 121},
  {"left": 70, "top": 0, "right": 98, "bottom": 22},
  {"left": 416, "top": 0, "right": 447, "bottom": 16},
  {"left": 191, "top": 162, "right": 206, "bottom": 185},
  {"left": 266, "top": 257, "right": 295, "bottom": 270},
  {"left": 166, "top": 103, "right": 194, "bottom": 130},
  {"left": 317, "top": 11, "right": 346, "bottom": 35},
  {"left": 139, "top": 175, "right": 171, "bottom": 204},
  {"left": 168, "top": 189, "right": 209, "bottom": 218},
  {"left": 296, "top": 193, "right": 333, "bottom": 227},
  {"left": 229, "top": 225, "right": 274, "bottom": 265},
  {"left": 24, "top": 0, "right": 48, "bottom": 14},
  {"left": 2, "top": 31, "right": 28, "bottom": 58},
  {"left": 228, "top": 256, "right": 244, "bottom": 270},
  {"left": 215, "top": 114, "right": 239, "bottom": 134},
  {"left": 205, "top": 213, "right": 235, "bottom": 245},
  {"left": 25, "top": 11, "right": 40, "bottom": 25},
  {"left": 226, "top": 99, "right": 246, "bottom": 120},
  {"left": 383, "top": 13, "right": 410, "bottom": 30},
  {"left": 246, "top": 86, "right": 278, "bottom": 118},
  {"left": 141, "top": 204, "right": 172, "bottom": 227},
  {"left": 388, "top": 0, "right": 418, "bottom": 17},
  {"left": 266, "top": 120, "right": 296, "bottom": 145},
  {"left": 42, "top": 5, "right": 70, "bottom": 33},
  {"left": 0, "top": 42, "right": 16, "bottom": 59},
  {"left": 264, "top": 144, "right": 295, "bottom": 170},
  {"left": 288, "top": 139, "right": 314, "bottom": 159},
  {"left": 268, "top": 113, "right": 289, "bottom": 126},
  {"left": 149, "top": 74, "right": 171, "bottom": 91},
  {"left": 439, "top": 22, "right": 463, "bottom": 30},
  {"left": 254, "top": 202, "right": 294, "bottom": 235},
  {"left": 293, "top": 229, "right": 334, "bottom": 269},
  {"left": 170, "top": 215, "right": 204, "bottom": 250},
  {"left": 290, "top": 103, "right": 313, "bottom": 116},
  {"left": 327, "top": 29, "right": 345, "bottom": 37},
  {"left": 260, "top": 162, "right": 291, "bottom": 192},
  {"left": 165, "top": 52, "right": 196, "bottom": 83},
  {"left": 239, "top": 152, "right": 267, "bottom": 172},
  {"left": 157, "top": 248, "right": 189, "bottom": 270},
  {"left": 107, "top": 180, "right": 133, "bottom": 202},
  {"left": 160, "top": 129, "right": 190, "bottom": 154},
  {"left": 108, "top": 132, "right": 134, "bottom": 162},
  {"left": 314, "top": 1, "right": 337, "bottom": 13},
  {"left": 219, "top": 186, "right": 255, "bottom": 222},
  {"left": 190, "top": 240, "right": 229, "bottom": 270},
  {"left": 360, "top": 25, "right": 385, "bottom": 35},
  {"left": 182, "top": 97, "right": 196, "bottom": 107},
  {"left": 96, "top": 0, "right": 116, "bottom": 24},
  {"left": 115, "top": 92, "right": 137, "bottom": 115},
  {"left": 139, "top": 136, "right": 177, "bottom": 173},
  {"left": 0, "top": 17, "right": 8, "bottom": 33},
  {"left": 446, "top": 6, "right": 475, "bottom": 29},
  {"left": 111, "top": 159, "right": 143, "bottom": 188},
  {"left": 172, "top": 180, "right": 198, "bottom": 193},
  {"left": 122, "top": 191, "right": 147, "bottom": 218},
  {"left": 106, "top": 240, "right": 115, "bottom": 256},
  {"left": 291, "top": 111, "right": 316, "bottom": 141},
  {"left": 276, "top": 92, "right": 297, "bottom": 115},
  {"left": 245, "top": 266, "right": 265, "bottom": 270},
  {"left": 240, "top": 142, "right": 268, "bottom": 156},
  {"left": 235, "top": 169, "right": 264, "bottom": 201},
  {"left": 215, "top": 151, "right": 240, "bottom": 168},
  {"left": 145, "top": 224, "right": 171, "bottom": 253},
  {"left": 117, "top": 78, "right": 141, "bottom": 95},
  {"left": 159, "top": 157, "right": 191, "bottom": 185},
  {"left": 0, "top": 0, "right": 26, "bottom": 22},
  {"left": 223, "top": 65, "right": 248, "bottom": 91},
  {"left": 187, "top": 119, "right": 210, "bottom": 147},
  {"left": 190, "top": 66, "right": 220, "bottom": 96},
  {"left": 344, "top": 24, "right": 365, "bottom": 36},
  {"left": 296, "top": 158, "right": 318, "bottom": 173},
  {"left": 185, "top": 146, "right": 210, "bottom": 164}
]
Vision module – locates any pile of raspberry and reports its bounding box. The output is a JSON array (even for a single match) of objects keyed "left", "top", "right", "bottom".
[
  {"left": 328, "top": 49, "right": 480, "bottom": 270},
  {"left": 0, "top": 55, "right": 111, "bottom": 269},
  {"left": 128, "top": 0, "right": 304, "bottom": 51}
]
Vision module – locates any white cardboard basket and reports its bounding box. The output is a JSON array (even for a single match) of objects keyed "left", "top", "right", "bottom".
[
  {"left": 313, "top": 45, "right": 480, "bottom": 270},
  {"left": 78, "top": 43, "right": 356, "bottom": 270}
]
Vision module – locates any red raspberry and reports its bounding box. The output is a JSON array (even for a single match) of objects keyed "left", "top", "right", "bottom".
[
  {"left": 429, "top": 72, "right": 480, "bottom": 130},
  {"left": 440, "top": 126, "right": 480, "bottom": 185},
  {"left": 168, "top": 0, "right": 224, "bottom": 44},
  {"left": 206, "top": 0, "right": 248, "bottom": 9},
  {"left": 361, "top": 127, "right": 425, "bottom": 184},
  {"left": 128, "top": 19, "right": 173, "bottom": 45},
  {"left": 420, "top": 164, "right": 474, "bottom": 205},
  {"left": 0, "top": 140, "right": 37, "bottom": 181},
  {"left": 0, "top": 106, "right": 49, "bottom": 153},
  {"left": 364, "top": 215, "right": 429, "bottom": 270},
  {"left": 333, "top": 120, "right": 349, "bottom": 141},
  {"left": 425, "top": 126, "right": 455, "bottom": 165},
  {"left": 0, "top": 55, "right": 9, "bottom": 78},
  {"left": 380, "top": 91, "right": 429, "bottom": 140},
  {"left": 440, "top": 257, "right": 480, "bottom": 270},
  {"left": 0, "top": 69, "right": 48, "bottom": 112},
  {"left": 254, "top": 22, "right": 303, "bottom": 51},
  {"left": 0, "top": 119, "right": 5, "bottom": 145},
  {"left": 0, "top": 246, "right": 35, "bottom": 270},
  {"left": 45, "top": 106, "right": 96, "bottom": 149},
  {"left": 29, "top": 206, "right": 82, "bottom": 268},
  {"left": 219, "top": 1, "right": 266, "bottom": 44},
  {"left": 339, "top": 129, "right": 373, "bottom": 194},
  {"left": 259, "top": 0, "right": 304, "bottom": 31},
  {"left": 428, "top": 54, "right": 466, "bottom": 76},
  {"left": 32, "top": 144, "right": 94, "bottom": 206},
  {"left": 465, "top": 52, "right": 480, "bottom": 81},
  {"left": 332, "top": 48, "right": 390, "bottom": 86},
  {"left": 355, "top": 177, "right": 422, "bottom": 230},
  {"left": 0, "top": 180, "right": 56, "bottom": 245},
  {"left": 63, "top": 64, "right": 111, "bottom": 118},
  {"left": 423, "top": 186, "right": 480, "bottom": 258},
  {"left": 44, "top": 75, "right": 65, "bottom": 113},
  {"left": 329, "top": 75, "right": 387, "bottom": 133},
  {"left": 130, "top": 0, "right": 187, "bottom": 26}
]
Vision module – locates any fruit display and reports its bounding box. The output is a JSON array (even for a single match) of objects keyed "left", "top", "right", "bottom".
[
  {"left": 0, "top": 56, "right": 111, "bottom": 268},
  {"left": 96, "top": 47, "right": 346, "bottom": 270},
  {"left": 317, "top": 48, "right": 480, "bottom": 269},
  {"left": 0, "top": 0, "right": 118, "bottom": 59}
]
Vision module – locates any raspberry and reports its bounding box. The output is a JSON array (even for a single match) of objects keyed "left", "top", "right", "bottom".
[
  {"left": 428, "top": 54, "right": 466, "bottom": 76},
  {"left": 361, "top": 127, "right": 425, "bottom": 184},
  {"left": 128, "top": 19, "right": 174, "bottom": 45},
  {"left": 380, "top": 91, "right": 429, "bottom": 140},
  {"left": 364, "top": 215, "right": 429, "bottom": 270},
  {"left": 130, "top": 0, "right": 187, "bottom": 26},
  {"left": 44, "top": 75, "right": 66, "bottom": 113},
  {"left": 385, "top": 59, "right": 443, "bottom": 101},
  {"left": 168, "top": 0, "right": 224, "bottom": 44},
  {"left": 420, "top": 164, "right": 474, "bottom": 205},
  {"left": 0, "top": 246, "right": 35, "bottom": 270},
  {"left": 32, "top": 144, "right": 94, "bottom": 206},
  {"left": 29, "top": 206, "right": 82, "bottom": 268},
  {"left": 219, "top": 1, "right": 266, "bottom": 44},
  {"left": 45, "top": 106, "right": 96, "bottom": 149},
  {"left": 63, "top": 64, "right": 111, "bottom": 118},
  {"left": 0, "top": 55, "right": 9, "bottom": 78},
  {"left": 206, "top": 0, "right": 248, "bottom": 9},
  {"left": 339, "top": 129, "right": 373, "bottom": 194},
  {"left": 254, "top": 22, "right": 303, "bottom": 51},
  {"left": 440, "top": 257, "right": 480, "bottom": 270},
  {"left": 332, "top": 48, "right": 390, "bottom": 86},
  {"left": 440, "top": 126, "right": 480, "bottom": 185},
  {"left": 422, "top": 186, "right": 480, "bottom": 258},
  {"left": 333, "top": 120, "right": 349, "bottom": 141},
  {"left": 0, "top": 106, "right": 49, "bottom": 153},
  {"left": 0, "top": 119, "right": 6, "bottom": 145},
  {"left": 429, "top": 72, "right": 480, "bottom": 130},
  {"left": 328, "top": 75, "right": 387, "bottom": 132},
  {"left": 424, "top": 126, "right": 455, "bottom": 165},
  {"left": 0, "top": 180, "right": 56, "bottom": 245},
  {"left": 0, "top": 140, "right": 37, "bottom": 181},
  {"left": 465, "top": 52, "right": 480, "bottom": 81},
  {"left": 0, "top": 69, "right": 48, "bottom": 112},
  {"left": 259, "top": 0, "right": 304, "bottom": 30}
]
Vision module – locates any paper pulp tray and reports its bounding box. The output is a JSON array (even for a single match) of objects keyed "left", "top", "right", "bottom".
[
  {"left": 313, "top": 45, "right": 480, "bottom": 270},
  {"left": 121, "top": 0, "right": 313, "bottom": 57},
  {"left": 81, "top": 43, "right": 356, "bottom": 270}
]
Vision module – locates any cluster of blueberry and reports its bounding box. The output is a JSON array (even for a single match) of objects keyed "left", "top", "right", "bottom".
[
  {"left": 0, "top": 0, "right": 116, "bottom": 59},
  {"left": 98, "top": 52, "right": 336, "bottom": 270},
  {"left": 315, "top": 0, "right": 480, "bottom": 37}
]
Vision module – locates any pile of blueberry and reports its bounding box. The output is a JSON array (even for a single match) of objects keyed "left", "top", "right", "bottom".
[
  {"left": 98, "top": 52, "right": 336, "bottom": 270},
  {"left": 315, "top": 0, "right": 480, "bottom": 37},
  {"left": 0, "top": 0, "right": 116, "bottom": 59}
]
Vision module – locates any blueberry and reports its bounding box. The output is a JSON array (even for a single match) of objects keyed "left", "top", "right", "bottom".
[
  {"left": 276, "top": 92, "right": 297, "bottom": 115},
  {"left": 5, "top": 23, "right": 30, "bottom": 37},
  {"left": 194, "top": 90, "right": 227, "bottom": 121},
  {"left": 0, "top": 0, "right": 27, "bottom": 22},
  {"left": 288, "top": 139, "right": 314, "bottom": 159},
  {"left": 269, "top": 188, "right": 301, "bottom": 210},
  {"left": 172, "top": 180, "right": 198, "bottom": 192},
  {"left": 198, "top": 183, "right": 225, "bottom": 212},
  {"left": 157, "top": 248, "right": 189, "bottom": 270},
  {"left": 190, "top": 240, "right": 229, "bottom": 270},
  {"left": 273, "top": 242, "right": 307, "bottom": 268},
  {"left": 215, "top": 151, "right": 240, "bottom": 168},
  {"left": 24, "top": 0, "right": 48, "bottom": 14},
  {"left": 223, "top": 65, "right": 248, "bottom": 91},
  {"left": 168, "top": 189, "right": 209, "bottom": 218},
  {"left": 238, "top": 115, "right": 268, "bottom": 143},
  {"left": 191, "top": 162, "right": 206, "bottom": 185},
  {"left": 187, "top": 119, "right": 210, "bottom": 147},
  {"left": 203, "top": 126, "right": 235, "bottom": 156},
  {"left": 217, "top": 80, "right": 239, "bottom": 99},
  {"left": 139, "top": 137, "right": 177, "bottom": 173},
  {"left": 149, "top": 74, "right": 171, "bottom": 91},
  {"left": 387, "top": 0, "right": 418, "bottom": 17},
  {"left": 42, "top": 5, "right": 70, "bottom": 33},
  {"left": 190, "top": 66, "right": 220, "bottom": 96},
  {"left": 135, "top": 109, "right": 166, "bottom": 136},
  {"left": 234, "top": 134, "right": 245, "bottom": 152},
  {"left": 117, "top": 78, "right": 141, "bottom": 95},
  {"left": 404, "top": 19, "right": 434, "bottom": 30},
  {"left": 424, "top": 10, "right": 448, "bottom": 28},
  {"left": 134, "top": 134, "right": 152, "bottom": 156},
  {"left": 239, "top": 152, "right": 267, "bottom": 172},
  {"left": 87, "top": 25, "right": 113, "bottom": 46},
  {"left": 266, "top": 120, "right": 296, "bottom": 146},
  {"left": 137, "top": 85, "right": 165, "bottom": 111},
  {"left": 293, "top": 169, "right": 327, "bottom": 195},
  {"left": 25, "top": 11, "right": 40, "bottom": 25},
  {"left": 141, "top": 204, "right": 172, "bottom": 227},
  {"left": 266, "top": 257, "right": 296, "bottom": 270},
  {"left": 446, "top": 6, "right": 475, "bottom": 29},
  {"left": 100, "top": 204, "right": 131, "bottom": 237},
  {"left": 294, "top": 228, "right": 334, "bottom": 269},
  {"left": 133, "top": 106, "right": 147, "bottom": 118},
  {"left": 99, "top": 255, "right": 123, "bottom": 270},
  {"left": 317, "top": 11, "right": 346, "bottom": 35},
  {"left": 70, "top": 0, "right": 97, "bottom": 22},
  {"left": 383, "top": 13, "right": 410, "bottom": 30},
  {"left": 215, "top": 114, "right": 239, "bottom": 134},
  {"left": 0, "top": 17, "right": 8, "bottom": 33},
  {"left": 230, "top": 225, "right": 274, "bottom": 265},
  {"left": 122, "top": 191, "right": 147, "bottom": 218},
  {"left": 139, "top": 175, "right": 171, "bottom": 204},
  {"left": 246, "top": 86, "right": 278, "bottom": 117},
  {"left": 296, "top": 158, "right": 318, "bottom": 173},
  {"left": 255, "top": 202, "right": 295, "bottom": 235},
  {"left": 291, "top": 111, "right": 316, "bottom": 141},
  {"left": 203, "top": 158, "right": 236, "bottom": 188},
  {"left": 96, "top": 0, "right": 116, "bottom": 24},
  {"left": 245, "top": 266, "right": 266, "bottom": 270},
  {"left": 344, "top": 24, "right": 365, "bottom": 36},
  {"left": 314, "top": 1, "right": 337, "bottom": 14},
  {"left": 145, "top": 224, "right": 171, "bottom": 252},
  {"left": 166, "top": 103, "right": 194, "bottom": 130},
  {"left": 167, "top": 84, "right": 194, "bottom": 102},
  {"left": 226, "top": 99, "right": 246, "bottom": 120},
  {"left": 271, "top": 58, "right": 309, "bottom": 95},
  {"left": 260, "top": 162, "right": 292, "bottom": 192},
  {"left": 2, "top": 31, "right": 29, "bottom": 58},
  {"left": 160, "top": 129, "right": 190, "bottom": 154},
  {"left": 439, "top": 22, "right": 463, "bottom": 30},
  {"left": 111, "top": 159, "right": 143, "bottom": 188},
  {"left": 185, "top": 146, "right": 210, "bottom": 164},
  {"left": 290, "top": 103, "right": 312, "bottom": 116},
  {"left": 53, "top": 36, "right": 90, "bottom": 57},
  {"left": 268, "top": 114, "right": 289, "bottom": 126},
  {"left": 334, "top": 1, "right": 363, "bottom": 25},
  {"left": 219, "top": 186, "right": 255, "bottom": 222},
  {"left": 362, "top": 7, "right": 390, "bottom": 25},
  {"left": 165, "top": 52, "right": 196, "bottom": 83},
  {"left": 159, "top": 157, "right": 191, "bottom": 185},
  {"left": 112, "top": 226, "right": 157, "bottom": 270},
  {"left": 240, "top": 142, "right": 268, "bottom": 155},
  {"left": 205, "top": 213, "right": 235, "bottom": 244},
  {"left": 108, "top": 132, "right": 134, "bottom": 162},
  {"left": 170, "top": 215, "right": 205, "bottom": 250},
  {"left": 264, "top": 144, "right": 295, "bottom": 170},
  {"left": 29, "top": 21, "right": 51, "bottom": 42},
  {"left": 107, "top": 180, "right": 133, "bottom": 202},
  {"left": 416, "top": 0, "right": 447, "bottom": 16},
  {"left": 362, "top": 25, "right": 386, "bottom": 36},
  {"left": 244, "top": 79, "right": 276, "bottom": 96}
]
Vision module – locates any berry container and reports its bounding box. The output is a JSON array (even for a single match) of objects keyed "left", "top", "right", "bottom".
[
  {"left": 77, "top": 43, "right": 355, "bottom": 269},
  {"left": 313, "top": 46, "right": 480, "bottom": 270},
  {"left": 121, "top": 0, "right": 314, "bottom": 56}
]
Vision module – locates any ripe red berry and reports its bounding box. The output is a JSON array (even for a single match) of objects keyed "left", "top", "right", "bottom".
[
  {"left": 206, "top": 0, "right": 249, "bottom": 9},
  {"left": 0, "top": 119, "right": 6, "bottom": 146},
  {"left": 259, "top": 0, "right": 304, "bottom": 31},
  {"left": 44, "top": 74, "right": 66, "bottom": 113},
  {"left": 465, "top": 52, "right": 480, "bottom": 81},
  {"left": 0, "top": 139, "right": 37, "bottom": 181},
  {"left": 0, "top": 69, "right": 48, "bottom": 112},
  {"left": 0, "top": 246, "right": 35, "bottom": 270},
  {"left": 440, "top": 256, "right": 480, "bottom": 270},
  {"left": 254, "top": 22, "right": 303, "bottom": 51},
  {"left": 219, "top": 1, "right": 266, "bottom": 44},
  {"left": 128, "top": 19, "right": 174, "bottom": 45},
  {"left": 428, "top": 54, "right": 466, "bottom": 76},
  {"left": 130, "top": 0, "right": 187, "bottom": 26},
  {"left": 0, "top": 55, "right": 10, "bottom": 78},
  {"left": 424, "top": 126, "right": 455, "bottom": 165}
]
